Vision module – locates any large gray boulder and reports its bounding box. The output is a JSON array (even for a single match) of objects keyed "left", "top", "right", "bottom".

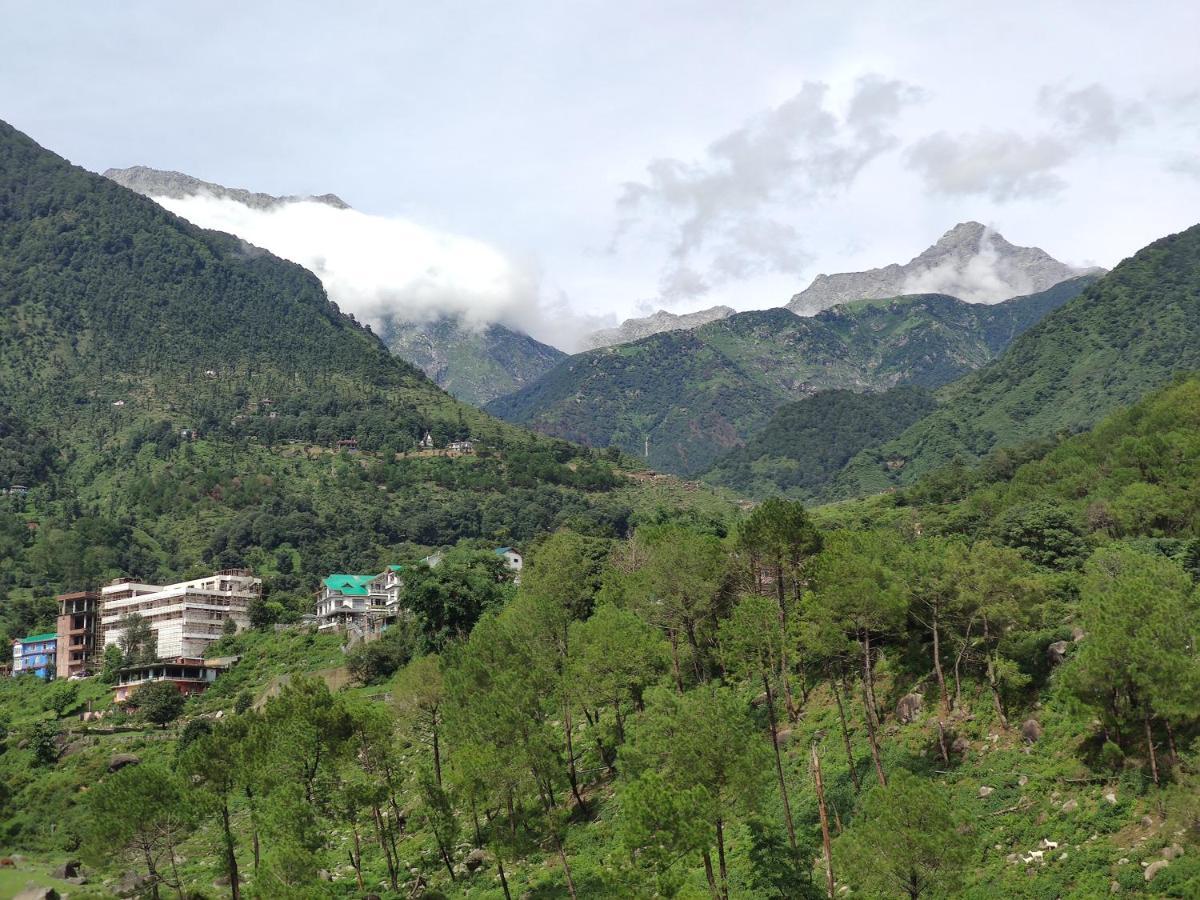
[
  {"left": 896, "top": 693, "right": 924, "bottom": 724},
  {"left": 14, "top": 886, "right": 59, "bottom": 900},
  {"left": 107, "top": 753, "right": 141, "bottom": 772},
  {"left": 1047, "top": 641, "right": 1070, "bottom": 666},
  {"left": 1021, "top": 719, "right": 1043, "bottom": 743}
]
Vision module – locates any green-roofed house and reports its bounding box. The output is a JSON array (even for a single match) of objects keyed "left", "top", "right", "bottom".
[{"left": 316, "top": 567, "right": 406, "bottom": 634}]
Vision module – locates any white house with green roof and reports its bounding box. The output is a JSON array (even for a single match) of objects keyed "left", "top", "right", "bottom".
[{"left": 316, "top": 567, "right": 406, "bottom": 633}]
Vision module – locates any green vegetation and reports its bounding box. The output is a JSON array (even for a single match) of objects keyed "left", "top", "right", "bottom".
[
  {"left": 379, "top": 316, "right": 567, "bottom": 406},
  {"left": 487, "top": 278, "right": 1094, "bottom": 476},
  {"left": 837, "top": 224, "right": 1200, "bottom": 493},
  {"left": 704, "top": 386, "right": 937, "bottom": 500},
  {"left": 4, "top": 378, "right": 1200, "bottom": 896}
]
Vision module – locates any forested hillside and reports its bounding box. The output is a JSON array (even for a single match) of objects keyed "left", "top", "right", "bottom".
[
  {"left": 377, "top": 315, "right": 566, "bottom": 406},
  {"left": 835, "top": 224, "right": 1200, "bottom": 494},
  {"left": 3, "top": 379, "right": 1199, "bottom": 898},
  {"left": 487, "top": 277, "right": 1094, "bottom": 476},
  {"left": 0, "top": 120, "right": 739, "bottom": 646},
  {"left": 703, "top": 386, "right": 937, "bottom": 500}
]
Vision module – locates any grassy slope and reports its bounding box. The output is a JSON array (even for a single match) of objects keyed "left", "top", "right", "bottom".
[
  {"left": 835, "top": 225, "right": 1200, "bottom": 496},
  {"left": 487, "top": 278, "right": 1094, "bottom": 477}
]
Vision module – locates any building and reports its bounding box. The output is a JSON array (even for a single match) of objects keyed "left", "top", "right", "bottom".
[
  {"left": 111, "top": 656, "right": 231, "bottom": 704},
  {"left": 56, "top": 590, "right": 100, "bottom": 679},
  {"left": 12, "top": 633, "right": 58, "bottom": 679},
  {"left": 495, "top": 547, "right": 523, "bottom": 578},
  {"left": 419, "top": 431, "right": 434, "bottom": 449},
  {"left": 101, "top": 569, "right": 260, "bottom": 659},
  {"left": 315, "top": 571, "right": 402, "bottom": 632},
  {"left": 447, "top": 439, "right": 475, "bottom": 453}
]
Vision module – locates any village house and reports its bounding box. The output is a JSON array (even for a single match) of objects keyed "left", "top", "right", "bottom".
[
  {"left": 11, "top": 633, "right": 57, "bottom": 679},
  {"left": 447, "top": 439, "right": 475, "bottom": 453},
  {"left": 100, "top": 569, "right": 260, "bottom": 659},
  {"left": 315, "top": 570, "right": 403, "bottom": 632},
  {"left": 56, "top": 590, "right": 100, "bottom": 679},
  {"left": 111, "top": 656, "right": 233, "bottom": 704}
]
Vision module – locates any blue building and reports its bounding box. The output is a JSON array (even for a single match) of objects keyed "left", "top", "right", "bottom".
[{"left": 12, "top": 632, "right": 57, "bottom": 680}]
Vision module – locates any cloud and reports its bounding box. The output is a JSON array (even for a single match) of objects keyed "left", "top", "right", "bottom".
[
  {"left": 899, "top": 226, "right": 1038, "bottom": 301},
  {"left": 906, "top": 84, "right": 1146, "bottom": 202},
  {"left": 615, "top": 75, "right": 923, "bottom": 302},
  {"left": 905, "top": 131, "right": 1072, "bottom": 201},
  {"left": 1038, "top": 83, "right": 1146, "bottom": 143},
  {"left": 150, "top": 191, "right": 586, "bottom": 346}
]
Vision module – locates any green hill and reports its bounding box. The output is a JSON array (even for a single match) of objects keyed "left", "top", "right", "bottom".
[
  {"left": 377, "top": 315, "right": 567, "bottom": 406},
  {"left": 3, "top": 379, "right": 1199, "bottom": 898},
  {"left": 0, "top": 119, "right": 736, "bottom": 643},
  {"left": 836, "top": 224, "right": 1200, "bottom": 495},
  {"left": 487, "top": 277, "right": 1095, "bottom": 476},
  {"left": 703, "top": 386, "right": 937, "bottom": 500}
]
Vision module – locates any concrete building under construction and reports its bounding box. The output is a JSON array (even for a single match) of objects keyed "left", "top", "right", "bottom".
[{"left": 56, "top": 590, "right": 100, "bottom": 679}]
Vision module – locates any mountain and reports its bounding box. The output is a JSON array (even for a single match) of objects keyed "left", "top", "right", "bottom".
[
  {"left": 703, "top": 386, "right": 937, "bottom": 500},
  {"left": 104, "top": 164, "right": 349, "bottom": 210},
  {"left": 582, "top": 304, "right": 736, "bottom": 349},
  {"left": 788, "top": 221, "right": 1098, "bottom": 316},
  {"left": 487, "top": 276, "right": 1096, "bottom": 476},
  {"left": 375, "top": 316, "right": 565, "bottom": 406},
  {"left": 834, "top": 223, "right": 1200, "bottom": 496},
  {"left": 0, "top": 120, "right": 724, "bottom": 609},
  {"left": 104, "top": 164, "right": 562, "bottom": 407}
]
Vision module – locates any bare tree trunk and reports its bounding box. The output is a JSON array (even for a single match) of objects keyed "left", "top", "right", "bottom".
[
  {"left": 669, "top": 629, "right": 684, "bottom": 693},
  {"left": 374, "top": 804, "right": 399, "bottom": 891},
  {"left": 937, "top": 719, "right": 950, "bottom": 766},
  {"left": 1164, "top": 719, "right": 1179, "bottom": 767},
  {"left": 220, "top": 800, "right": 241, "bottom": 900},
  {"left": 702, "top": 849, "right": 721, "bottom": 900},
  {"left": 862, "top": 631, "right": 880, "bottom": 726},
  {"left": 432, "top": 720, "right": 443, "bottom": 787},
  {"left": 350, "top": 822, "right": 364, "bottom": 892},
  {"left": 811, "top": 744, "right": 835, "bottom": 900},
  {"left": 1144, "top": 713, "right": 1160, "bottom": 787},
  {"left": 932, "top": 605, "right": 948, "bottom": 713},
  {"left": 497, "top": 854, "right": 513, "bottom": 900},
  {"left": 831, "top": 674, "right": 860, "bottom": 793},
  {"left": 716, "top": 818, "right": 730, "bottom": 900},
  {"left": 986, "top": 652, "right": 1008, "bottom": 729},
  {"left": 764, "top": 675, "right": 798, "bottom": 853},
  {"left": 562, "top": 701, "right": 588, "bottom": 814},
  {"left": 862, "top": 682, "right": 887, "bottom": 787}
]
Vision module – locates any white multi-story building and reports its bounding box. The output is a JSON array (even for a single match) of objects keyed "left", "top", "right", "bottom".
[
  {"left": 315, "top": 570, "right": 404, "bottom": 632},
  {"left": 101, "top": 569, "right": 260, "bottom": 659}
]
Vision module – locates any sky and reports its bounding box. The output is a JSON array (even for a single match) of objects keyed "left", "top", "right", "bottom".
[{"left": 2, "top": 0, "right": 1199, "bottom": 350}]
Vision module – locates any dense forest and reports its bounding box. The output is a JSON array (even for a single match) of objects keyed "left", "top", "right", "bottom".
[
  {"left": 3, "top": 377, "right": 1199, "bottom": 898},
  {"left": 486, "top": 278, "right": 1094, "bottom": 476}
]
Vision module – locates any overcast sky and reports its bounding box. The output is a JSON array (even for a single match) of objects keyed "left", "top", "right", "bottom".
[{"left": 3, "top": 1, "right": 1199, "bottom": 348}]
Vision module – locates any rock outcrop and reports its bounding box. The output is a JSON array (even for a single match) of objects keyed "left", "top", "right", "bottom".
[
  {"left": 787, "top": 222, "right": 1099, "bottom": 315},
  {"left": 582, "top": 305, "right": 736, "bottom": 350},
  {"left": 104, "top": 166, "right": 347, "bottom": 210}
]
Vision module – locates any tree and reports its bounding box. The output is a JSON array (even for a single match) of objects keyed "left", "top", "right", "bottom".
[
  {"left": 82, "top": 763, "right": 193, "bottom": 900},
  {"left": 100, "top": 643, "right": 124, "bottom": 683},
  {"left": 836, "top": 769, "right": 970, "bottom": 899},
  {"left": 117, "top": 612, "right": 157, "bottom": 664},
  {"left": 42, "top": 679, "right": 79, "bottom": 718},
  {"left": 178, "top": 720, "right": 248, "bottom": 899},
  {"left": 135, "top": 681, "right": 185, "bottom": 728},
  {"left": 392, "top": 653, "right": 446, "bottom": 785},
  {"left": 1066, "top": 546, "right": 1200, "bottom": 784},
  {"left": 620, "top": 683, "right": 771, "bottom": 900},
  {"left": 402, "top": 547, "right": 516, "bottom": 649},
  {"left": 904, "top": 538, "right": 965, "bottom": 714},
  {"left": 736, "top": 499, "right": 822, "bottom": 721},
  {"left": 994, "top": 501, "right": 1087, "bottom": 569},
  {"left": 720, "top": 594, "right": 800, "bottom": 857}
]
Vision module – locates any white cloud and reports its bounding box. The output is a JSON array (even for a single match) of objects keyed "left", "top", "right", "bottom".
[
  {"left": 614, "top": 75, "right": 924, "bottom": 302},
  {"left": 151, "top": 192, "right": 599, "bottom": 348},
  {"left": 905, "top": 131, "right": 1072, "bottom": 201}
]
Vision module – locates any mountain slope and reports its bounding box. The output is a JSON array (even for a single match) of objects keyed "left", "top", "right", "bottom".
[
  {"left": 104, "top": 164, "right": 563, "bottom": 407},
  {"left": 582, "top": 304, "right": 736, "bottom": 350},
  {"left": 835, "top": 224, "right": 1200, "bottom": 495},
  {"left": 376, "top": 315, "right": 566, "bottom": 406},
  {"left": 487, "top": 277, "right": 1096, "bottom": 476},
  {"left": 788, "top": 221, "right": 1096, "bottom": 315},
  {"left": 703, "top": 386, "right": 937, "bottom": 500}
]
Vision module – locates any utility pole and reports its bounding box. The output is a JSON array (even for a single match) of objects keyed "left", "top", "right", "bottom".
[{"left": 811, "top": 742, "right": 835, "bottom": 899}]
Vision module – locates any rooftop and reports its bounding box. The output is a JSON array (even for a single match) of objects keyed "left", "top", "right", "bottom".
[
  {"left": 322, "top": 574, "right": 375, "bottom": 596},
  {"left": 17, "top": 632, "right": 57, "bottom": 644}
]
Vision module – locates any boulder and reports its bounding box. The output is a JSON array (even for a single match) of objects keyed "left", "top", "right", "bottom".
[
  {"left": 14, "top": 886, "right": 59, "bottom": 900},
  {"left": 896, "top": 693, "right": 924, "bottom": 724},
  {"left": 1047, "top": 641, "right": 1071, "bottom": 666},
  {"left": 1071, "top": 626, "right": 1086, "bottom": 642},
  {"left": 1161, "top": 843, "right": 1185, "bottom": 860},
  {"left": 1144, "top": 859, "right": 1169, "bottom": 881},
  {"left": 979, "top": 786, "right": 995, "bottom": 798},
  {"left": 951, "top": 736, "right": 971, "bottom": 755},
  {"left": 1061, "top": 799, "right": 1078, "bottom": 813},
  {"left": 108, "top": 753, "right": 141, "bottom": 772},
  {"left": 1021, "top": 719, "right": 1043, "bottom": 743},
  {"left": 1103, "top": 791, "right": 1117, "bottom": 805},
  {"left": 1018, "top": 775, "right": 1029, "bottom": 787},
  {"left": 1110, "top": 881, "right": 1121, "bottom": 893},
  {"left": 51, "top": 860, "right": 80, "bottom": 879},
  {"left": 115, "top": 871, "right": 150, "bottom": 897},
  {"left": 64, "top": 876, "right": 88, "bottom": 886}
]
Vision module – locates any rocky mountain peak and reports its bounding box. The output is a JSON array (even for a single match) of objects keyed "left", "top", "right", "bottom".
[
  {"left": 582, "top": 305, "right": 736, "bottom": 350},
  {"left": 788, "top": 222, "right": 1100, "bottom": 316},
  {"left": 103, "top": 165, "right": 349, "bottom": 211}
]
